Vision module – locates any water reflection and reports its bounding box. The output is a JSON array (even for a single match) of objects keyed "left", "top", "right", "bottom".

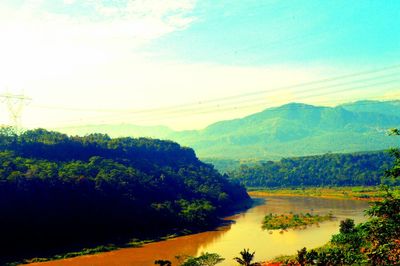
[
  {"left": 28, "top": 196, "right": 368, "bottom": 266},
  {"left": 196, "top": 197, "right": 368, "bottom": 265}
]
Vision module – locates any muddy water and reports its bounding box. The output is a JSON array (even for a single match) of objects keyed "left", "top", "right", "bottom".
[{"left": 28, "top": 196, "right": 368, "bottom": 266}]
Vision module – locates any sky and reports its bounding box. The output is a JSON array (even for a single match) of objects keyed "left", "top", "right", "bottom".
[{"left": 0, "top": 0, "right": 399, "bottom": 130}]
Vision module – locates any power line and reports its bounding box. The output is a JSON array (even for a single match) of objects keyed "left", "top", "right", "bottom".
[
  {"left": 31, "top": 63, "right": 400, "bottom": 115},
  {"left": 31, "top": 78, "right": 400, "bottom": 127},
  {"left": 102, "top": 85, "right": 400, "bottom": 126},
  {"left": 31, "top": 76, "right": 400, "bottom": 128},
  {"left": 27, "top": 64, "right": 400, "bottom": 127},
  {"left": 51, "top": 95, "right": 400, "bottom": 133}
]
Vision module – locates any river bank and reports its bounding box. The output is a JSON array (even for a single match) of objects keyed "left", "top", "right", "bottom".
[
  {"left": 25, "top": 196, "right": 368, "bottom": 266},
  {"left": 248, "top": 186, "right": 400, "bottom": 201},
  {"left": 9, "top": 198, "right": 253, "bottom": 266}
]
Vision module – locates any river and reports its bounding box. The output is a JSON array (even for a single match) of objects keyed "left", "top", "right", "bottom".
[{"left": 28, "top": 196, "right": 369, "bottom": 266}]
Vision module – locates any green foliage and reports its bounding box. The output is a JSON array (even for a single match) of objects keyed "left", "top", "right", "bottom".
[
  {"left": 304, "top": 250, "right": 318, "bottom": 264},
  {"left": 0, "top": 128, "right": 249, "bottom": 263},
  {"left": 339, "top": 218, "right": 355, "bottom": 234},
  {"left": 362, "top": 191, "right": 400, "bottom": 265},
  {"left": 288, "top": 129, "right": 400, "bottom": 266},
  {"left": 229, "top": 151, "right": 395, "bottom": 187},
  {"left": 177, "top": 199, "right": 217, "bottom": 227},
  {"left": 181, "top": 253, "right": 225, "bottom": 266},
  {"left": 360, "top": 133, "right": 400, "bottom": 265},
  {"left": 262, "top": 213, "right": 333, "bottom": 230}
]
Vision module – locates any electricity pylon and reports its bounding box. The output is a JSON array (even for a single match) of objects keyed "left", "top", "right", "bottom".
[{"left": 0, "top": 92, "right": 32, "bottom": 133}]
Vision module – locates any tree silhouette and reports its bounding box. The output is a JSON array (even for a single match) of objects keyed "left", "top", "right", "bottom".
[
  {"left": 234, "top": 249, "right": 259, "bottom": 266},
  {"left": 154, "top": 259, "right": 172, "bottom": 266},
  {"left": 297, "top": 247, "right": 307, "bottom": 266}
]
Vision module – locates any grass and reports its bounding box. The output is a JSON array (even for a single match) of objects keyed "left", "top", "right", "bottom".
[
  {"left": 248, "top": 186, "right": 400, "bottom": 201},
  {"left": 262, "top": 212, "right": 334, "bottom": 231}
]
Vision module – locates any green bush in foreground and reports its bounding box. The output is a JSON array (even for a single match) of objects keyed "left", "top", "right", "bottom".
[{"left": 281, "top": 129, "right": 400, "bottom": 265}]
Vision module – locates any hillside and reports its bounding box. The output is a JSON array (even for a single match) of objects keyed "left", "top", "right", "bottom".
[
  {"left": 228, "top": 151, "right": 396, "bottom": 187},
  {"left": 55, "top": 100, "right": 400, "bottom": 160},
  {"left": 0, "top": 128, "right": 249, "bottom": 262},
  {"left": 173, "top": 101, "right": 400, "bottom": 159},
  {"left": 339, "top": 100, "right": 400, "bottom": 116}
]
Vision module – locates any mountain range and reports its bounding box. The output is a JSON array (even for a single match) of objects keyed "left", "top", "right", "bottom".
[{"left": 55, "top": 100, "right": 400, "bottom": 160}]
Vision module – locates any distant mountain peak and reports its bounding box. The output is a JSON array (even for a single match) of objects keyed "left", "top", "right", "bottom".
[
  {"left": 258, "top": 102, "right": 327, "bottom": 114},
  {"left": 277, "top": 102, "right": 316, "bottom": 108},
  {"left": 179, "top": 99, "right": 400, "bottom": 159},
  {"left": 53, "top": 99, "right": 400, "bottom": 160}
]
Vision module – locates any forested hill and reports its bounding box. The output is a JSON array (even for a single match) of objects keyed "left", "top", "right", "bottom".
[
  {"left": 175, "top": 101, "right": 400, "bottom": 159},
  {"left": 0, "top": 128, "right": 250, "bottom": 261},
  {"left": 57, "top": 100, "right": 400, "bottom": 160},
  {"left": 229, "top": 151, "right": 396, "bottom": 187}
]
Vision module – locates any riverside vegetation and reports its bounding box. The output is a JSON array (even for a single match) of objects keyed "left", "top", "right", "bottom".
[
  {"left": 154, "top": 129, "right": 400, "bottom": 266},
  {"left": 0, "top": 127, "right": 250, "bottom": 265},
  {"left": 229, "top": 151, "right": 396, "bottom": 187},
  {"left": 262, "top": 213, "right": 334, "bottom": 231},
  {"left": 154, "top": 249, "right": 261, "bottom": 266},
  {"left": 248, "top": 186, "right": 400, "bottom": 201}
]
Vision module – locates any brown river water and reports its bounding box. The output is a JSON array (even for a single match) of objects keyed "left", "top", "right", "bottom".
[{"left": 27, "top": 196, "right": 369, "bottom": 266}]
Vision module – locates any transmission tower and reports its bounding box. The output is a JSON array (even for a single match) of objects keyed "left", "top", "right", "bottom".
[{"left": 0, "top": 92, "right": 32, "bottom": 133}]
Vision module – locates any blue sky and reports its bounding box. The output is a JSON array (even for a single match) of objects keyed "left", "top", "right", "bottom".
[
  {"left": 145, "top": 0, "right": 400, "bottom": 66},
  {"left": 0, "top": 0, "right": 399, "bottom": 129}
]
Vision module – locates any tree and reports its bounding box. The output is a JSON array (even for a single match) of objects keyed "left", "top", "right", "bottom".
[
  {"left": 339, "top": 218, "right": 355, "bottom": 234},
  {"left": 296, "top": 247, "right": 307, "bottom": 266},
  {"left": 154, "top": 260, "right": 172, "bottom": 266},
  {"left": 305, "top": 250, "right": 318, "bottom": 265},
  {"left": 234, "top": 249, "right": 259, "bottom": 266},
  {"left": 181, "top": 252, "right": 224, "bottom": 266},
  {"left": 358, "top": 129, "right": 400, "bottom": 265}
]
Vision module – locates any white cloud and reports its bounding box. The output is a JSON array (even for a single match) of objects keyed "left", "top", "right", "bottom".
[
  {"left": 1, "top": 1, "right": 394, "bottom": 130},
  {"left": 81, "top": 0, "right": 197, "bottom": 40},
  {"left": 0, "top": 0, "right": 198, "bottom": 90},
  {"left": 2, "top": 0, "right": 197, "bottom": 42}
]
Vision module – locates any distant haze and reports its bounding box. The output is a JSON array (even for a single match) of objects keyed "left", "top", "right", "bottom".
[
  {"left": 56, "top": 100, "right": 400, "bottom": 160},
  {"left": 0, "top": 1, "right": 399, "bottom": 130}
]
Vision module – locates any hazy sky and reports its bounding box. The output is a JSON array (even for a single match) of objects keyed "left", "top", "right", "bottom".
[{"left": 0, "top": 0, "right": 399, "bottom": 130}]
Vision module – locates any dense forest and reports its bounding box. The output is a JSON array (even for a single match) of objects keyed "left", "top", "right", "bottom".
[
  {"left": 229, "top": 152, "right": 396, "bottom": 187},
  {"left": 0, "top": 127, "right": 250, "bottom": 262}
]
